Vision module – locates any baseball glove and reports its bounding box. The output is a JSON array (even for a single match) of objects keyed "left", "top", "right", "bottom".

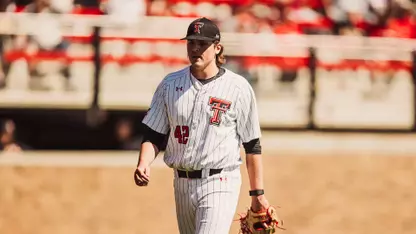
[{"left": 237, "top": 206, "right": 284, "bottom": 234}]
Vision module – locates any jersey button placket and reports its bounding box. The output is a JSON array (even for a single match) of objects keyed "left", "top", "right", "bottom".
[
  {"left": 192, "top": 91, "right": 203, "bottom": 127},
  {"left": 186, "top": 90, "right": 202, "bottom": 158}
]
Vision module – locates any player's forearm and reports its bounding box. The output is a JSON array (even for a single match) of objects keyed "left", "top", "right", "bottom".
[
  {"left": 245, "top": 153, "right": 265, "bottom": 190},
  {"left": 137, "top": 142, "right": 159, "bottom": 166}
]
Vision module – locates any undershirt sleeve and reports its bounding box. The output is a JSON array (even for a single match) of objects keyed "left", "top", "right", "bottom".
[
  {"left": 242, "top": 138, "right": 262, "bottom": 154},
  {"left": 141, "top": 124, "right": 168, "bottom": 150}
]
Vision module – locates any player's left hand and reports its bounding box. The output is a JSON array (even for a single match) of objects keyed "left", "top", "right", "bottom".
[
  {"left": 237, "top": 205, "right": 285, "bottom": 233},
  {"left": 250, "top": 195, "right": 270, "bottom": 213}
]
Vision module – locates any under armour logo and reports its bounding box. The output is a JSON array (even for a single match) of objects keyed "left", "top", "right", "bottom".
[
  {"left": 193, "top": 22, "right": 204, "bottom": 34},
  {"left": 176, "top": 87, "right": 183, "bottom": 91}
]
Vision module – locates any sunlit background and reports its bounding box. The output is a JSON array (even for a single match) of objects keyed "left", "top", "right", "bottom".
[{"left": 0, "top": 0, "right": 415, "bottom": 233}]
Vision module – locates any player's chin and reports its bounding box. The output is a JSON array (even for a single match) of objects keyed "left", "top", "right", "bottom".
[{"left": 190, "top": 60, "right": 205, "bottom": 68}]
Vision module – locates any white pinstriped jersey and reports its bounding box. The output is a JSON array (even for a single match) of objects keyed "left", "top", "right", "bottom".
[{"left": 142, "top": 66, "right": 261, "bottom": 170}]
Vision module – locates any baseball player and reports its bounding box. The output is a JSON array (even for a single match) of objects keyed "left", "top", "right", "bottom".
[{"left": 135, "top": 17, "right": 276, "bottom": 234}]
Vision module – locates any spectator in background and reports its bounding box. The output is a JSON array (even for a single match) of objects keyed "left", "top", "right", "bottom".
[
  {"left": 0, "top": 1, "right": 8, "bottom": 89},
  {"left": 114, "top": 118, "right": 143, "bottom": 151},
  {"left": 5, "top": 0, "right": 75, "bottom": 91},
  {"left": 0, "top": 0, "right": 16, "bottom": 89},
  {"left": 147, "top": 0, "right": 172, "bottom": 16},
  {"left": 273, "top": 4, "right": 303, "bottom": 34},
  {"left": 229, "top": 6, "right": 258, "bottom": 33},
  {"left": 285, "top": 0, "right": 333, "bottom": 34},
  {"left": 101, "top": 0, "right": 146, "bottom": 23},
  {"left": 382, "top": 0, "right": 415, "bottom": 38},
  {"left": 0, "top": 119, "right": 31, "bottom": 152}
]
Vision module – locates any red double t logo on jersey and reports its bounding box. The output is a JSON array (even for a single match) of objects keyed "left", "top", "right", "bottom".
[{"left": 209, "top": 97, "right": 231, "bottom": 125}]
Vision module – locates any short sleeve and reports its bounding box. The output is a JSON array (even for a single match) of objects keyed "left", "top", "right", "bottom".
[
  {"left": 236, "top": 84, "right": 262, "bottom": 143},
  {"left": 142, "top": 82, "right": 169, "bottom": 134}
]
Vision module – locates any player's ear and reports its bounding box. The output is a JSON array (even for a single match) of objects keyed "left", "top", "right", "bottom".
[{"left": 214, "top": 42, "right": 222, "bottom": 55}]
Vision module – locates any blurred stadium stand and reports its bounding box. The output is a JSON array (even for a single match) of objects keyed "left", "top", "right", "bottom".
[{"left": 0, "top": 0, "right": 415, "bottom": 150}]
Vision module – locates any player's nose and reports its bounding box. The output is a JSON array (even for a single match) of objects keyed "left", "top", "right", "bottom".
[{"left": 191, "top": 46, "right": 200, "bottom": 53}]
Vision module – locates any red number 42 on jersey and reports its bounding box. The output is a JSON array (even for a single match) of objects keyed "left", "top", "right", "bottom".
[{"left": 174, "top": 125, "right": 189, "bottom": 144}]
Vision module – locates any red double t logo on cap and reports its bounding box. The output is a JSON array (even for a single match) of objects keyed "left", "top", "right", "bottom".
[{"left": 193, "top": 22, "right": 204, "bottom": 34}]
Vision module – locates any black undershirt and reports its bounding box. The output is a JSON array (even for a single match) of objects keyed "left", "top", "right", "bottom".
[
  {"left": 195, "top": 67, "right": 225, "bottom": 85},
  {"left": 141, "top": 125, "right": 167, "bottom": 150}
]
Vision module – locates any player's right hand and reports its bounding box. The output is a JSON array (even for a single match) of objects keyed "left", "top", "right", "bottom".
[{"left": 134, "top": 164, "right": 150, "bottom": 187}]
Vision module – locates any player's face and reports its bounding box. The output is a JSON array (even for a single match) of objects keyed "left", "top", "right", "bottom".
[{"left": 187, "top": 39, "right": 221, "bottom": 69}]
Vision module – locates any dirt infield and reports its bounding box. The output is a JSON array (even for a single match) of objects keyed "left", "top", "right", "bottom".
[{"left": 1, "top": 152, "right": 416, "bottom": 234}]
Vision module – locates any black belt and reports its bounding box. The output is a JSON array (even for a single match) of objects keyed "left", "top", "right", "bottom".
[{"left": 177, "top": 168, "right": 223, "bottom": 179}]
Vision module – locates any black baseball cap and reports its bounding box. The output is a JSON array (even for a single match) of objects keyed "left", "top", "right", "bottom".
[{"left": 180, "top": 17, "right": 221, "bottom": 42}]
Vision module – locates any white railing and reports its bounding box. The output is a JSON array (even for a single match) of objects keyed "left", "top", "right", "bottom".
[{"left": 0, "top": 12, "right": 414, "bottom": 57}]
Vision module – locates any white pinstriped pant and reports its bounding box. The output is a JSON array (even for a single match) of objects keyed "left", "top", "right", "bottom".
[{"left": 173, "top": 167, "right": 241, "bottom": 234}]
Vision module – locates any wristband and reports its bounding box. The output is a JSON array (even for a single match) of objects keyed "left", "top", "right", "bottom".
[{"left": 249, "top": 189, "right": 264, "bottom": 196}]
